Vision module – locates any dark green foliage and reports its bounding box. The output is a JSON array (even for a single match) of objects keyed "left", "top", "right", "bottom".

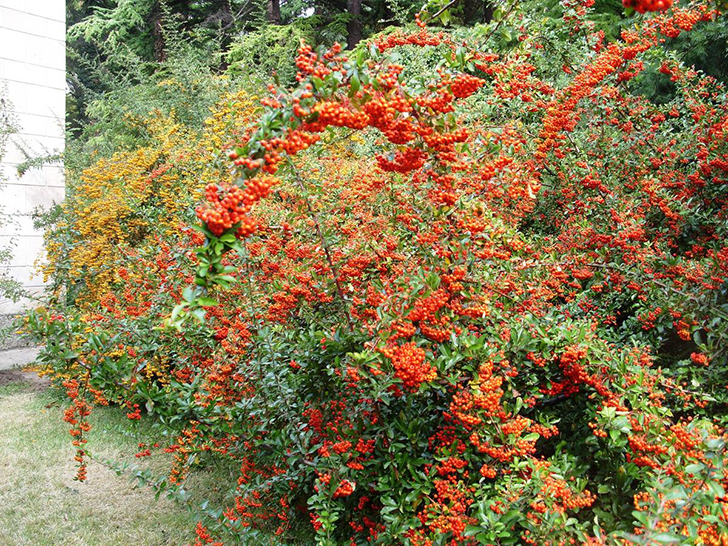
[{"left": 226, "top": 22, "right": 319, "bottom": 86}]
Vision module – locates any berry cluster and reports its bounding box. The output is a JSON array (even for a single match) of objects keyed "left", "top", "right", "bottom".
[
  {"left": 385, "top": 342, "right": 437, "bottom": 390},
  {"left": 62, "top": 379, "right": 92, "bottom": 482},
  {"left": 196, "top": 177, "right": 277, "bottom": 237},
  {"left": 622, "top": 0, "right": 672, "bottom": 13},
  {"left": 333, "top": 479, "right": 356, "bottom": 498}
]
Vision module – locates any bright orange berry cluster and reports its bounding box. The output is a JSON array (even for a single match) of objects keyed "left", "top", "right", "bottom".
[
  {"left": 386, "top": 342, "right": 437, "bottom": 390},
  {"left": 622, "top": 0, "right": 672, "bottom": 13}
]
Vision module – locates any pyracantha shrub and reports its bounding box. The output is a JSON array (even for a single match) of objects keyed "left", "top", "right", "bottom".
[{"left": 28, "top": 1, "right": 728, "bottom": 544}]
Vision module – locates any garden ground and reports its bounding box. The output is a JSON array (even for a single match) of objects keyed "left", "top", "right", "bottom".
[{"left": 0, "top": 365, "right": 226, "bottom": 546}]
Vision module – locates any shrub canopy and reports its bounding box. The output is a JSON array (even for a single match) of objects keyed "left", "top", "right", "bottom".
[{"left": 28, "top": 1, "right": 728, "bottom": 544}]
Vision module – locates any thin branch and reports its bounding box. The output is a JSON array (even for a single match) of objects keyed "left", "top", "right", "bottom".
[
  {"left": 423, "top": 0, "right": 461, "bottom": 24},
  {"left": 290, "top": 162, "right": 354, "bottom": 331}
]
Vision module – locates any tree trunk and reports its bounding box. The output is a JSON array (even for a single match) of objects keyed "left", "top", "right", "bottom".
[
  {"left": 463, "top": 0, "right": 480, "bottom": 25},
  {"left": 267, "top": 0, "right": 281, "bottom": 24},
  {"left": 483, "top": 1, "right": 495, "bottom": 23},
  {"left": 150, "top": 1, "right": 166, "bottom": 63},
  {"left": 218, "top": 0, "right": 234, "bottom": 27},
  {"left": 347, "top": 0, "right": 362, "bottom": 49}
]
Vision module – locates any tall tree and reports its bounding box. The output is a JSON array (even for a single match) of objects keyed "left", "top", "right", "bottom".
[
  {"left": 150, "top": 1, "right": 166, "bottom": 62},
  {"left": 268, "top": 0, "right": 281, "bottom": 23},
  {"left": 483, "top": 0, "right": 494, "bottom": 22},
  {"left": 347, "top": 0, "right": 362, "bottom": 48}
]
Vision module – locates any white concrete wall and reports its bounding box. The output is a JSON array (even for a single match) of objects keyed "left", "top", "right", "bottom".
[{"left": 0, "top": 1, "right": 65, "bottom": 314}]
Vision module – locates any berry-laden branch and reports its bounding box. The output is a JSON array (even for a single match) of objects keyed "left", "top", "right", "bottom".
[
  {"left": 170, "top": 0, "right": 699, "bottom": 332},
  {"left": 165, "top": 25, "right": 493, "bottom": 329}
]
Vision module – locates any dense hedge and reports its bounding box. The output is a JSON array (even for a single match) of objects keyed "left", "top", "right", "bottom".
[{"left": 28, "top": 2, "right": 728, "bottom": 544}]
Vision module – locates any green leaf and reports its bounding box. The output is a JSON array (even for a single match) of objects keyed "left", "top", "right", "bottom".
[
  {"left": 190, "top": 308, "right": 206, "bottom": 323},
  {"left": 463, "top": 525, "right": 483, "bottom": 537},
  {"left": 350, "top": 72, "right": 361, "bottom": 95},
  {"left": 191, "top": 223, "right": 213, "bottom": 236},
  {"left": 652, "top": 533, "right": 683, "bottom": 543},
  {"left": 182, "top": 287, "right": 195, "bottom": 302},
  {"left": 708, "top": 481, "right": 726, "bottom": 498},
  {"left": 214, "top": 275, "right": 237, "bottom": 286}
]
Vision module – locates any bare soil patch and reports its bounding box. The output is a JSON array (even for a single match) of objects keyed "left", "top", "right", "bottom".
[{"left": 0, "top": 369, "right": 50, "bottom": 391}]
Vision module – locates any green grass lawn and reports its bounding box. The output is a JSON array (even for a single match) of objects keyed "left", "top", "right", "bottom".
[{"left": 0, "top": 373, "right": 238, "bottom": 546}]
